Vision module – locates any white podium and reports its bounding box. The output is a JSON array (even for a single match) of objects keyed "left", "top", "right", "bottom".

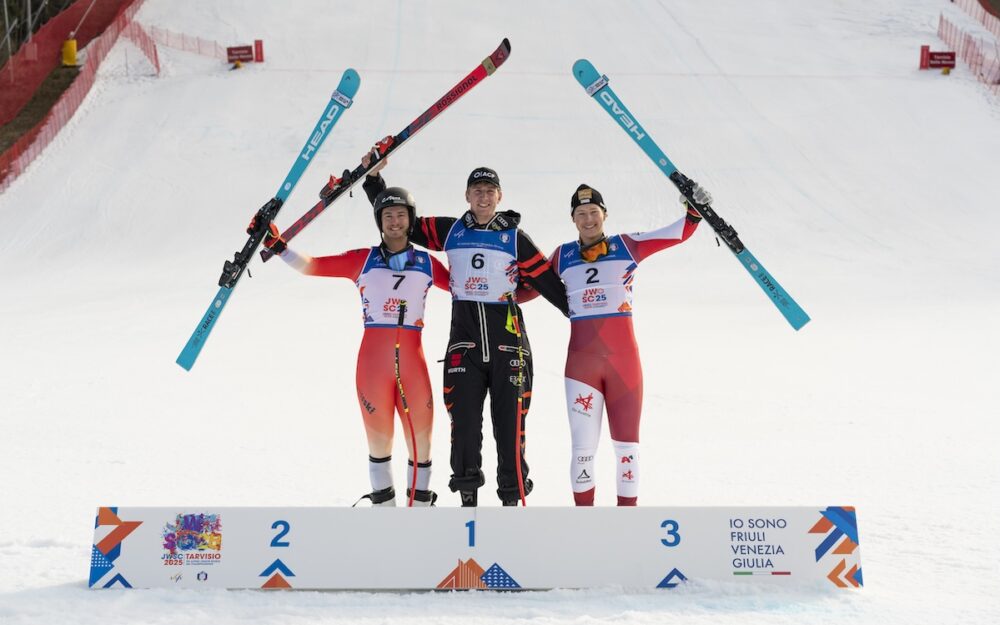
[{"left": 90, "top": 506, "right": 862, "bottom": 590}]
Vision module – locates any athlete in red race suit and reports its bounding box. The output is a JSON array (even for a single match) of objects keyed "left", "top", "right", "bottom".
[
  {"left": 257, "top": 188, "right": 449, "bottom": 506},
  {"left": 544, "top": 183, "right": 708, "bottom": 506}
]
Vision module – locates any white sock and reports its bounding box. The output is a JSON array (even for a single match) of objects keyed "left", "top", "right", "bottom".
[
  {"left": 368, "top": 455, "right": 393, "bottom": 491},
  {"left": 407, "top": 460, "right": 432, "bottom": 491}
]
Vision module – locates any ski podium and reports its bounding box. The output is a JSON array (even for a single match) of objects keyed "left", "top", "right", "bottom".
[{"left": 90, "top": 506, "right": 862, "bottom": 590}]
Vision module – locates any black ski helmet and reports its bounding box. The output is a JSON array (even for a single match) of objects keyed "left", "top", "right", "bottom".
[{"left": 373, "top": 187, "right": 417, "bottom": 236}]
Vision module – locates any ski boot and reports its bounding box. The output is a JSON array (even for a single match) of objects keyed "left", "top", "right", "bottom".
[
  {"left": 499, "top": 478, "right": 533, "bottom": 507},
  {"left": 353, "top": 486, "right": 396, "bottom": 507},
  {"left": 408, "top": 489, "right": 438, "bottom": 507},
  {"left": 460, "top": 490, "right": 478, "bottom": 507}
]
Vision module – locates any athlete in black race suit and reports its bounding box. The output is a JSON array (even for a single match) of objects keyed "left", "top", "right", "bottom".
[{"left": 363, "top": 161, "right": 568, "bottom": 506}]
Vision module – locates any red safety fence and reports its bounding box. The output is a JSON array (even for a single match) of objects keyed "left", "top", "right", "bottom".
[
  {"left": 148, "top": 25, "right": 227, "bottom": 61},
  {"left": 0, "top": 0, "right": 133, "bottom": 127},
  {"left": 0, "top": 0, "right": 153, "bottom": 192},
  {"left": 123, "top": 20, "right": 160, "bottom": 73},
  {"left": 953, "top": 0, "right": 1000, "bottom": 38},
  {"left": 938, "top": 13, "right": 1000, "bottom": 97}
]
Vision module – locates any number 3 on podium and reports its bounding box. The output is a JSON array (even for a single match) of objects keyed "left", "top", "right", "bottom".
[{"left": 660, "top": 519, "right": 680, "bottom": 547}]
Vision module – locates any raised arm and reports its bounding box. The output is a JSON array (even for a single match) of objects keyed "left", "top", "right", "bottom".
[
  {"left": 252, "top": 214, "right": 370, "bottom": 280},
  {"left": 622, "top": 187, "right": 709, "bottom": 262},
  {"left": 621, "top": 215, "right": 699, "bottom": 263},
  {"left": 278, "top": 247, "right": 370, "bottom": 280}
]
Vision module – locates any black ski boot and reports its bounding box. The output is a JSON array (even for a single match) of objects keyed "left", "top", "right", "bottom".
[
  {"left": 460, "top": 490, "right": 478, "bottom": 507},
  {"left": 499, "top": 478, "right": 533, "bottom": 506},
  {"left": 353, "top": 486, "right": 396, "bottom": 507},
  {"left": 408, "top": 489, "right": 438, "bottom": 507}
]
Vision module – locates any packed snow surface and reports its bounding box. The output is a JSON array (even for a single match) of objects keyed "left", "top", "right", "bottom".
[{"left": 2, "top": 0, "right": 998, "bottom": 622}]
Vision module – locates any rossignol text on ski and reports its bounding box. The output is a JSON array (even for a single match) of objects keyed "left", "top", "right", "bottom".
[{"left": 259, "top": 38, "right": 512, "bottom": 262}]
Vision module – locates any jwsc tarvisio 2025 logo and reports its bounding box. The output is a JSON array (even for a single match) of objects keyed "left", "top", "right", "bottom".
[{"left": 161, "top": 512, "right": 223, "bottom": 567}]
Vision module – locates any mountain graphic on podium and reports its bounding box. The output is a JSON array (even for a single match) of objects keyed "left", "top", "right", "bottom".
[{"left": 437, "top": 559, "right": 521, "bottom": 589}]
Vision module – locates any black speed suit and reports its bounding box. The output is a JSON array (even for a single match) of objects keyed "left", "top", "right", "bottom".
[{"left": 364, "top": 174, "right": 569, "bottom": 503}]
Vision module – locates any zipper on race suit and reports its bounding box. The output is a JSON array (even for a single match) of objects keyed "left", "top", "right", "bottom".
[{"left": 478, "top": 302, "right": 490, "bottom": 363}]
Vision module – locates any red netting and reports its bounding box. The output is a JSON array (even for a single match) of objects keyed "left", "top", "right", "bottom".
[
  {"left": 148, "top": 25, "right": 227, "bottom": 61},
  {"left": 123, "top": 20, "right": 160, "bottom": 73},
  {"left": 1, "top": 0, "right": 152, "bottom": 192},
  {"left": 0, "top": 0, "right": 136, "bottom": 127},
  {"left": 938, "top": 13, "right": 1000, "bottom": 97},
  {"left": 953, "top": 0, "right": 1000, "bottom": 38}
]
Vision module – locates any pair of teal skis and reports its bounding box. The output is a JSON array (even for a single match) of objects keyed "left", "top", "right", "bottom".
[{"left": 177, "top": 55, "right": 808, "bottom": 372}]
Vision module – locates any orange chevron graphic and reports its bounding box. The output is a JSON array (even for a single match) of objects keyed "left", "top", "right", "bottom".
[
  {"left": 827, "top": 559, "right": 848, "bottom": 588},
  {"left": 95, "top": 507, "right": 142, "bottom": 555},
  {"left": 262, "top": 573, "right": 292, "bottom": 589},
  {"left": 96, "top": 521, "right": 142, "bottom": 555},
  {"left": 437, "top": 558, "right": 487, "bottom": 589},
  {"left": 809, "top": 517, "right": 833, "bottom": 533},
  {"left": 834, "top": 537, "right": 858, "bottom": 555}
]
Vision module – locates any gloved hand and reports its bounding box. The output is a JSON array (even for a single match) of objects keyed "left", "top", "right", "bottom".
[
  {"left": 681, "top": 182, "right": 712, "bottom": 221},
  {"left": 247, "top": 217, "right": 287, "bottom": 255},
  {"left": 361, "top": 135, "right": 394, "bottom": 175}
]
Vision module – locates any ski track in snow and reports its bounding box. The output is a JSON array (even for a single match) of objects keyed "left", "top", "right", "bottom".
[{"left": 1, "top": 0, "right": 999, "bottom": 623}]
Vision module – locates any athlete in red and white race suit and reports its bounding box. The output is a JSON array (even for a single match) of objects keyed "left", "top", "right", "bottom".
[
  {"left": 547, "top": 183, "right": 706, "bottom": 506},
  {"left": 361, "top": 150, "right": 569, "bottom": 507},
  {"left": 259, "top": 188, "right": 449, "bottom": 507}
]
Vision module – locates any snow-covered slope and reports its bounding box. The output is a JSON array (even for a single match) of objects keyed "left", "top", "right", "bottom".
[{"left": 2, "top": 0, "right": 998, "bottom": 623}]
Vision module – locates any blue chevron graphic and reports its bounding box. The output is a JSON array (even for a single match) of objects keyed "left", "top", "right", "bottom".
[
  {"left": 657, "top": 568, "right": 688, "bottom": 588},
  {"left": 821, "top": 507, "right": 859, "bottom": 544},
  {"left": 102, "top": 573, "right": 132, "bottom": 588},
  {"left": 260, "top": 558, "right": 295, "bottom": 578},
  {"left": 815, "top": 527, "right": 845, "bottom": 561}
]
